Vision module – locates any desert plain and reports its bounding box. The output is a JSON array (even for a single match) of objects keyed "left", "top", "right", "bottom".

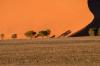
[{"left": 0, "top": 37, "right": 99, "bottom": 66}]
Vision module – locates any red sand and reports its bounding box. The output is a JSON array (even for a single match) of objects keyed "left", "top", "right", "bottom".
[{"left": 0, "top": 0, "right": 93, "bottom": 39}]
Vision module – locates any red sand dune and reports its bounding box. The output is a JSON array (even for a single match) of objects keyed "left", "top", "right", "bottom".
[{"left": 0, "top": 0, "right": 93, "bottom": 39}]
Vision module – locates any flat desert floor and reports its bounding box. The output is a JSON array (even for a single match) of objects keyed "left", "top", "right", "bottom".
[{"left": 0, "top": 37, "right": 100, "bottom": 66}]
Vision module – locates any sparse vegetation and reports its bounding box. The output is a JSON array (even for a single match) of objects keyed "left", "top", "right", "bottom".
[
  {"left": 0, "top": 33, "right": 4, "bottom": 40},
  {"left": 38, "top": 29, "right": 51, "bottom": 38},
  {"left": 24, "top": 30, "right": 36, "bottom": 39},
  {"left": 1, "top": 27, "right": 100, "bottom": 39},
  {"left": 88, "top": 28, "right": 95, "bottom": 36},
  {"left": 11, "top": 33, "right": 17, "bottom": 39},
  {"left": 89, "top": 27, "right": 100, "bottom": 36}
]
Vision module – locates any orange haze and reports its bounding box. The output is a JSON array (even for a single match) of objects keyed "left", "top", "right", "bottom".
[{"left": 0, "top": 0, "right": 93, "bottom": 39}]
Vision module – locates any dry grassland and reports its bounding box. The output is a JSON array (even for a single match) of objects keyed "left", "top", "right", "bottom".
[{"left": 0, "top": 37, "right": 99, "bottom": 66}]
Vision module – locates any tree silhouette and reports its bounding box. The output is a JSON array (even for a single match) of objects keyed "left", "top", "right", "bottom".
[
  {"left": 38, "top": 29, "right": 51, "bottom": 38},
  {"left": 24, "top": 30, "right": 36, "bottom": 39},
  {"left": 11, "top": 33, "right": 17, "bottom": 39},
  {"left": 0, "top": 33, "right": 5, "bottom": 40}
]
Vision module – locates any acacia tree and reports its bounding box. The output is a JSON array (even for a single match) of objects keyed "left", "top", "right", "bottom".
[
  {"left": 24, "top": 30, "right": 36, "bottom": 39},
  {"left": 0, "top": 33, "right": 5, "bottom": 40},
  {"left": 38, "top": 29, "right": 51, "bottom": 38},
  {"left": 11, "top": 33, "right": 17, "bottom": 39},
  {"left": 38, "top": 31, "right": 46, "bottom": 38}
]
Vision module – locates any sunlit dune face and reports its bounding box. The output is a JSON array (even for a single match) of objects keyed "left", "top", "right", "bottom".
[{"left": 0, "top": 0, "right": 93, "bottom": 39}]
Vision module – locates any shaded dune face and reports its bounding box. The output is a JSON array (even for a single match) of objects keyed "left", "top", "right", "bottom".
[
  {"left": 71, "top": 0, "right": 100, "bottom": 36},
  {"left": 0, "top": 0, "right": 93, "bottom": 39}
]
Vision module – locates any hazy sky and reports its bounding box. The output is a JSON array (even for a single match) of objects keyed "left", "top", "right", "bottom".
[{"left": 0, "top": 0, "right": 93, "bottom": 38}]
